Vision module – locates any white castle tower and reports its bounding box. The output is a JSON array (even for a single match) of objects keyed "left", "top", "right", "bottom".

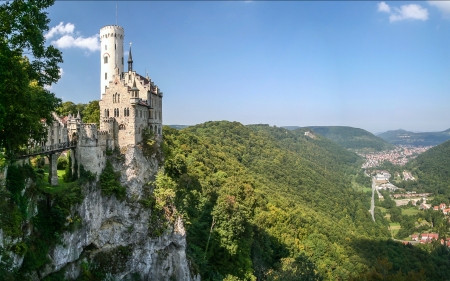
[{"left": 100, "top": 25, "right": 124, "bottom": 99}]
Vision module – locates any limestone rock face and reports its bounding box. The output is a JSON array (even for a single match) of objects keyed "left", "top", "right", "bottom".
[{"left": 46, "top": 145, "right": 199, "bottom": 280}]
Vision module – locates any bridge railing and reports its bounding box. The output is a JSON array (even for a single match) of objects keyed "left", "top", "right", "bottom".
[{"left": 17, "top": 140, "right": 77, "bottom": 158}]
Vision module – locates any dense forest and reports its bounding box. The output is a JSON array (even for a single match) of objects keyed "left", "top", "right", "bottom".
[
  {"left": 378, "top": 129, "right": 450, "bottom": 146},
  {"left": 397, "top": 140, "right": 450, "bottom": 198},
  {"left": 158, "top": 122, "right": 450, "bottom": 280},
  {"left": 294, "top": 126, "right": 394, "bottom": 152}
]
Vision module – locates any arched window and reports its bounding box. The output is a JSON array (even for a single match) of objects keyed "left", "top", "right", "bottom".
[
  {"left": 127, "top": 108, "right": 130, "bottom": 116},
  {"left": 105, "top": 45, "right": 107, "bottom": 50},
  {"left": 107, "top": 109, "right": 109, "bottom": 117},
  {"left": 124, "top": 108, "right": 126, "bottom": 116},
  {"left": 104, "top": 56, "right": 108, "bottom": 64},
  {"left": 118, "top": 94, "right": 120, "bottom": 103},
  {"left": 117, "top": 108, "right": 120, "bottom": 117},
  {"left": 119, "top": 124, "right": 126, "bottom": 130}
]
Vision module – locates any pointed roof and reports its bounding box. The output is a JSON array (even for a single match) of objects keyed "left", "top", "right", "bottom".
[
  {"left": 128, "top": 44, "right": 133, "bottom": 72},
  {"left": 131, "top": 80, "right": 139, "bottom": 92},
  {"left": 76, "top": 111, "right": 81, "bottom": 119}
]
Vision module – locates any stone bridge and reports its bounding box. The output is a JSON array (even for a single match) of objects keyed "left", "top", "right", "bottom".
[{"left": 17, "top": 140, "right": 77, "bottom": 186}]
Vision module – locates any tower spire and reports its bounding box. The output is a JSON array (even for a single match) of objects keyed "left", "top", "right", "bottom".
[{"left": 128, "top": 42, "right": 133, "bottom": 72}]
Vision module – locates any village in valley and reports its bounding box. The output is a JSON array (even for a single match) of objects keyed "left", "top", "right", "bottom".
[
  {"left": 359, "top": 146, "right": 432, "bottom": 169},
  {"left": 358, "top": 145, "right": 450, "bottom": 247}
]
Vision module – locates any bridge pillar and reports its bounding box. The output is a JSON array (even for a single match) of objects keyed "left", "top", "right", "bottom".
[{"left": 48, "top": 153, "right": 59, "bottom": 186}]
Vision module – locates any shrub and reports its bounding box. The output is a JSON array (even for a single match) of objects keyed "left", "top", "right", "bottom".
[
  {"left": 57, "top": 156, "right": 68, "bottom": 170},
  {"left": 99, "top": 160, "right": 126, "bottom": 200}
]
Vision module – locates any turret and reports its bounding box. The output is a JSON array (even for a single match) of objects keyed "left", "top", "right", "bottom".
[
  {"left": 130, "top": 80, "right": 139, "bottom": 105},
  {"left": 100, "top": 25, "right": 124, "bottom": 99}
]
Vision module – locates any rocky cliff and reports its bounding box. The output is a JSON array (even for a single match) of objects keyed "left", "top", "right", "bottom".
[{"left": 0, "top": 145, "right": 199, "bottom": 281}]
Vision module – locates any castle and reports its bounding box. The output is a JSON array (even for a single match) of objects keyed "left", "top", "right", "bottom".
[{"left": 44, "top": 24, "right": 163, "bottom": 180}]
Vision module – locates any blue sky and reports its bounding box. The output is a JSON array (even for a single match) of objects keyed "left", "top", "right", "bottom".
[{"left": 45, "top": 1, "right": 450, "bottom": 133}]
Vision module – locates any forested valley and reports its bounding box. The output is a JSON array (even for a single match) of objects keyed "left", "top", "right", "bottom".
[{"left": 157, "top": 121, "right": 450, "bottom": 280}]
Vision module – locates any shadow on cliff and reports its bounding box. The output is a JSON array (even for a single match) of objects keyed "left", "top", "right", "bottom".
[{"left": 348, "top": 238, "right": 450, "bottom": 280}]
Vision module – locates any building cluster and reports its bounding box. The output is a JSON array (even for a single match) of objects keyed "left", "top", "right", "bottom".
[
  {"left": 393, "top": 193, "right": 431, "bottom": 199},
  {"left": 410, "top": 233, "right": 450, "bottom": 246},
  {"left": 360, "top": 146, "right": 432, "bottom": 169},
  {"left": 419, "top": 202, "right": 450, "bottom": 214}
]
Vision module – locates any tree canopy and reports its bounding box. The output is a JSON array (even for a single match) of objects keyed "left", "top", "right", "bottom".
[{"left": 0, "top": 0, "right": 62, "bottom": 157}]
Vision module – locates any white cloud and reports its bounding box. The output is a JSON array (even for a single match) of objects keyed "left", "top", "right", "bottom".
[
  {"left": 378, "top": 2, "right": 429, "bottom": 22},
  {"left": 59, "top": 68, "right": 64, "bottom": 77},
  {"left": 378, "top": 2, "right": 391, "bottom": 13},
  {"left": 45, "top": 22, "right": 75, "bottom": 40},
  {"left": 47, "top": 22, "right": 100, "bottom": 52},
  {"left": 51, "top": 34, "right": 100, "bottom": 52},
  {"left": 389, "top": 4, "right": 429, "bottom": 22},
  {"left": 429, "top": 1, "right": 450, "bottom": 17}
]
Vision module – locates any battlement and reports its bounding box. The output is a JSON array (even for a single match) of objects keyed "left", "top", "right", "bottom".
[
  {"left": 98, "top": 130, "right": 109, "bottom": 135},
  {"left": 100, "top": 25, "right": 124, "bottom": 39},
  {"left": 102, "top": 117, "right": 115, "bottom": 123},
  {"left": 81, "top": 123, "right": 97, "bottom": 128}
]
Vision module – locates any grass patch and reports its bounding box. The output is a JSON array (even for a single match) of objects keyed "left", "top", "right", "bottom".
[
  {"left": 402, "top": 207, "right": 419, "bottom": 216},
  {"left": 389, "top": 222, "right": 401, "bottom": 237},
  {"left": 41, "top": 166, "right": 76, "bottom": 195},
  {"left": 377, "top": 206, "right": 388, "bottom": 214}
]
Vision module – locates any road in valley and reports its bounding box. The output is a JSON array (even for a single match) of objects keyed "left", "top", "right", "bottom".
[{"left": 370, "top": 177, "right": 375, "bottom": 222}]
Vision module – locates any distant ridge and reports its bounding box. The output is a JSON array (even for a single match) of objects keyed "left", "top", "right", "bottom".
[
  {"left": 284, "top": 126, "right": 394, "bottom": 152},
  {"left": 167, "top": 124, "right": 191, "bottom": 130},
  {"left": 377, "top": 129, "right": 450, "bottom": 146}
]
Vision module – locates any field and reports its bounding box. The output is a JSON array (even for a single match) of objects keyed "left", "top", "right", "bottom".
[
  {"left": 389, "top": 222, "right": 401, "bottom": 237},
  {"left": 402, "top": 207, "right": 420, "bottom": 216}
]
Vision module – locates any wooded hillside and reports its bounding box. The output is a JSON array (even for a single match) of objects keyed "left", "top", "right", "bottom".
[{"left": 159, "top": 122, "right": 449, "bottom": 280}]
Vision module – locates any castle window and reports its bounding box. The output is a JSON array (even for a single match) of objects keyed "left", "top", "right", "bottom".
[
  {"left": 107, "top": 109, "right": 109, "bottom": 117},
  {"left": 124, "top": 108, "right": 126, "bottom": 116},
  {"left": 105, "top": 72, "right": 107, "bottom": 80},
  {"left": 115, "top": 44, "right": 116, "bottom": 50},
  {"left": 119, "top": 124, "right": 125, "bottom": 130},
  {"left": 122, "top": 57, "right": 124, "bottom": 65},
  {"left": 104, "top": 56, "right": 108, "bottom": 64},
  {"left": 118, "top": 94, "right": 120, "bottom": 102},
  {"left": 105, "top": 45, "right": 107, "bottom": 50}
]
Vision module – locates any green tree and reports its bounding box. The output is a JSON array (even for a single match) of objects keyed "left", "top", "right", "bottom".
[
  {"left": 55, "top": 101, "right": 86, "bottom": 118},
  {"left": 0, "top": 0, "right": 62, "bottom": 157},
  {"left": 82, "top": 100, "right": 100, "bottom": 125}
]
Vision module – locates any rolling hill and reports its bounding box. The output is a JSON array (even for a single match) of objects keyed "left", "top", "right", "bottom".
[
  {"left": 285, "top": 126, "right": 394, "bottom": 152},
  {"left": 378, "top": 129, "right": 450, "bottom": 146},
  {"left": 400, "top": 139, "right": 450, "bottom": 196},
  {"left": 161, "top": 122, "right": 449, "bottom": 280}
]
